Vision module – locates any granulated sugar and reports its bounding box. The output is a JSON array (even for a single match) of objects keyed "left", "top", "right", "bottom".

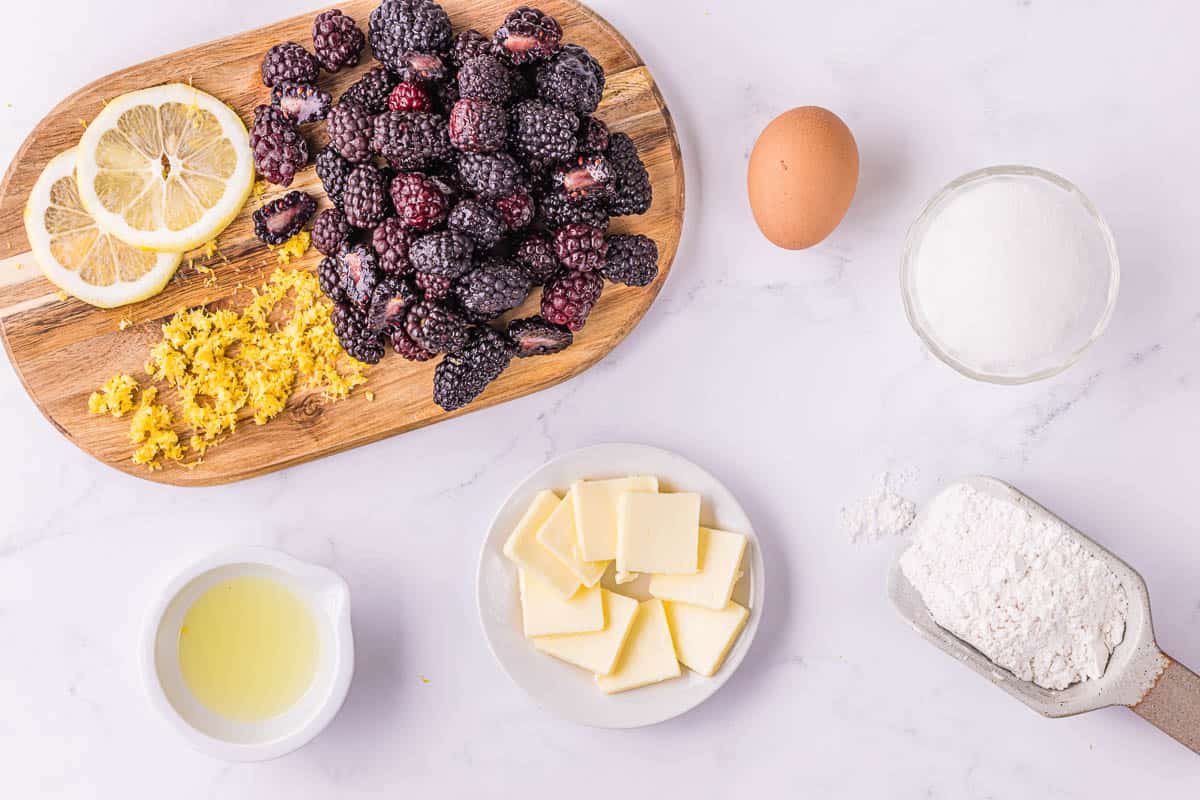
[
  {"left": 900, "top": 483, "right": 1128, "bottom": 690},
  {"left": 911, "top": 173, "right": 1113, "bottom": 373},
  {"left": 840, "top": 473, "right": 917, "bottom": 543}
]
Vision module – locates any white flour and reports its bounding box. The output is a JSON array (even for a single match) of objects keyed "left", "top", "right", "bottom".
[
  {"left": 840, "top": 473, "right": 917, "bottom": 543},
  {"left": 900, "top": 483, "right": 1128, "bottom": 690}
]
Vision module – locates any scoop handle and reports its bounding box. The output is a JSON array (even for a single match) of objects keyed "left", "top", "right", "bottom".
[{"left": 1131, "top": 652, "right": 1200, "bottom": 754}]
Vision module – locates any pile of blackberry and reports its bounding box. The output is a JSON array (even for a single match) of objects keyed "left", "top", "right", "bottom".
[{"left": 253, "top": 2, "right": 660, "bottom": 412}]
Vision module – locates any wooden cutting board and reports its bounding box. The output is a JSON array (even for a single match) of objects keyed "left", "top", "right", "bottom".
[{"left": 0, "top": 0, "right": 683, "bottom": 487}]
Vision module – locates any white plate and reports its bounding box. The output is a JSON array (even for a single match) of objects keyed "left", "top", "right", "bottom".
[{"left": 476, "top": 443, "right": 765, "bottom": 728}]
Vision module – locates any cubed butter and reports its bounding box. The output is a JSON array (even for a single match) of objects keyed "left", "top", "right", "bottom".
[
  {"left": 535, "top": 494, "right": 608, "bottom": 587},
  {"left": 663, "top": 601, "right": 749, "bottom": 677},
  {"left": 614, "top": 571, "right": 639, "bottom": 584},
  {"left": 595, "top": 599, "right": 681, "bottom": 694},
  {"left": 571, "top": 476, "right": 659, "bottom": 561},
  {"left": 519, "top": 570, "right": 604, "bottom": 638},
  {"left": 533, "top": 589, "right": 639, "bottom": 674},
  {"left": 649, "top": 528, "right": 747, "bottom": 609},
  {"left": 616, "top": 492, "right": 701, "bottom": 575},
  {"left": 503, "top": 490, "right": 580, "bottom": 598}
]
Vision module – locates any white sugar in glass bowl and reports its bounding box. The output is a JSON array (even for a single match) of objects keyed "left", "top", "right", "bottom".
[
  {"left": 901, "top": 165, "right": 1119, "bottom": 384},
  {"left": 141, "top": 547, "right": 354, "bottom": 761}
]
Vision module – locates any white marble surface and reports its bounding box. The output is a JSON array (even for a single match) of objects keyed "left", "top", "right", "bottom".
[{"left": 2, "top": 0, "right": 1199, "bottom": 795}]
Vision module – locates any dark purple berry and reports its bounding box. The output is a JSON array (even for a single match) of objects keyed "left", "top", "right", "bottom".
[
  {"left": 311, "top": 208, "right": 352, "bottom": 256},
  {"left": 261, "top": 42, "right": 319, "bottom": 87},
  {"left": 554, "top": 223, "right": 608, "bottom": 271},
  {"left": 249, "top": 105, "right": 308, "bottom": 186},
  {"left": 313, "top": 10, "right": 365, "bottom": 72},
  {"left": 508, "top": 316, "right": 572, "bottom": 357}
]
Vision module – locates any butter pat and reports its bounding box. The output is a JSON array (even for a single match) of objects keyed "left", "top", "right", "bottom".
[
  {"left": 519, "top": 570, "right": 604, "bottom": 638},
  {"left": 533, "top": 589, "right": 639, "bottom": 674},
  {"left": 663, "top": 601, "right": 749, "bottom": 677},
  {"left": 503, "top": 490, "right": 581, "bottom": 598},
  {"left": 535, "top": 494, "right": 608, "bottom": 587},
  {"left": 595, "top": 599, "right": 681, "bottom": 693},
  {"left": 616, "top": 492, "right": 701, "bottom": 575},
  {"left": 571, "top": 476, "right": 659, "bottom": 561},
  {"left": 649, "top": 528, "right": 747, "bottom": 609}
]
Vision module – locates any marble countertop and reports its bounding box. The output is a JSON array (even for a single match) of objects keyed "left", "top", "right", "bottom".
[{"left": 3, "top": 0, "right": 1199, "bottom": 795}]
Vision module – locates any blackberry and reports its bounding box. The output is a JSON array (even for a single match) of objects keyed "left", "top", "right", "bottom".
[
  {"left": 371, "top": 217, "right": 412, "bottom": 273},
  {"left": 369, "top": 0, "right": 452, "bottom": 74},
  {"left": 606, "top": 132, "right": 653, "bottom": 215},
  {"left": 514, "top": 233, "right": 558, "bottom": 283},
  {"left": 508, "top": 316, "right": 572, "bottom": 357},
  {"left": 511, "top": 100, "right": 577, "bottom": 162},
  {"left": 332, "top": 303, "right": 385, "bottom": 364},
  {"left": 578, "top": 116, "right": 610, "bottom": 153},
  {"left": 372, "top": 110, "right": 452, "bottom": 170},
  {"left": 391, "top": 328, "right": 436, "bottom": 361},
  {"left": 389, "top": 172, "right": 450, "bottom": 231},
  {"left": 454, "top": 260, "right": 532, "bottom": 320},
  {"left": 405, "top": 299, "right": 470, "bottom": 354},
  {"left": 554, "top": 223, "right": 607, "bottom": 271},
  {"left": 261, "top": 42, "right": 319, "bottom": 87},
  {"left": 494, "top": 191, "right": 534, "bottom": 231},
  {"left": 448, "top": 199, "right": 504, "bottom": 249},
  {"left": 336, "top": 243, "right": 382, "bottom": 307},
  {"left": 450, "top": 29, "right": 495, "bottom": 68},
  {"left": 326, "top": 100, "right": 374, "bottom": 163},
  {"left": 388, "top": 81, "right": 433, "bottom": 112},
  {"left": 367, "top": 276, "right": 420, "bottom": 333},
  {"left": 553, "top": 155, "right": 612, "bottom": 202},
  {"left": 448, "top": 98, "right": 508, "bottom": 154},
  {"left": 392, "top": 51, "right": 448, "bottom": 84},
  {"left": 315, "top": 145, "right": 352, "bottom": 206},
  {"left": 414, "top": 270, "right": 453, "bottom": 300},
  {"left": 270, "top": 82, "right": 331, "bottom": 124},
  {"left": 311, "top": 208, "right": 352, "bottom": 256},
  {"left": 537, "top": 189, "right": 609, "bottom": 230},
  {"left": 313, "top": 9, "right": 365, "bottom": 72},
  {"left": 409, "top": 230, "right": 474, "bottom": 278},
  {"left": 252, "top": 191, "right": 316, "bottom": 246},
  {"left": 340, "top": 164, "right": 390, "bottom": 229},
  {"left": 341, "top": 66, "right": 397, "bottom": 114},
  {"left": 457, "top": 55, "right": 512, "bottom": 103},
  {"left": 433, "top": 326, "right": 514, "bottom": 411},
  {"left": 542, "top": 268, "right": 603, "bottom": 331},
  {"left": 456, "top": 152, "right": 525, "bottom": 200},
  {"left": 536, "top": 44, "right": 604, "bottom": 114},
  {"left": 249, "top": 105, "right": 308, "bottom": 186},
  {"left": 318, "top": 256, "right": 348, "bottom": 304},
  {"left": 602, "top": 234, "right": 659, "bottom": 287},
  {"left": 493, "top": 7, "right": 562, "bottom": 65}
]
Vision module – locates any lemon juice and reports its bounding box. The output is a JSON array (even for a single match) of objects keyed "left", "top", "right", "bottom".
[{"left": 178, "top": 575, "right": 318, "bottom": 721}]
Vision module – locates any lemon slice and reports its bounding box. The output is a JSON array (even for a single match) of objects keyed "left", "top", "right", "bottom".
[
  {"left": 75, "top": 83, "right": 254, "bottom": 252},
  {"left": 23, "top": 149, "right": 182, "bottom": 308}
]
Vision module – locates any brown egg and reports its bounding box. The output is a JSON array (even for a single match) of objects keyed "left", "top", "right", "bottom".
[{"left": 747, "top": 106, "right": 859, "bottom": 250}]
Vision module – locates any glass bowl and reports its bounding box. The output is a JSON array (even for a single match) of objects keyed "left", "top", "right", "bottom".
[{"left": 901, "top": 165, "right": 1120, "bottom": 384}]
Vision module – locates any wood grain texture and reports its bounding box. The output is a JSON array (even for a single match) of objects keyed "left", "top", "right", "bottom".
[{"left": 0, "top": 0, "right": 683, "bottom": 486}]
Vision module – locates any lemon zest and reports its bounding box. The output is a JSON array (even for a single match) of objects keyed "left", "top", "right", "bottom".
[
  {"left": 90, "top": 269, "right": 369, "bottom": 470},
  {"left": 273, "top": 231, "right": 311, "bottom": 264},
  {"left": 87, "top": 374, "right": 139, "bottom": 417}
]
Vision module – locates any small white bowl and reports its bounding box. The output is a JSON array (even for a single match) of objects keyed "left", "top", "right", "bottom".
[
  {"left": 477, "top": 443, "right": 766, "bottom": 729},
  {"left": 141, "top": 547, "right": 354, "bottom": 761}
]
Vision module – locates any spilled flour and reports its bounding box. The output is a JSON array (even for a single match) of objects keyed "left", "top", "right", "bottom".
[
  {"left": 840, "top": 473, "right": 917, "bottom": 543},
  {"left": 900, "top": 483, "right": 1128, "bottom": 690}
]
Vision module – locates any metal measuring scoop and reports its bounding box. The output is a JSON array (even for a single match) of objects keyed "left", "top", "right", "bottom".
[{"left": 888, "top": 475, "right": 1200, "bottom": 754}]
